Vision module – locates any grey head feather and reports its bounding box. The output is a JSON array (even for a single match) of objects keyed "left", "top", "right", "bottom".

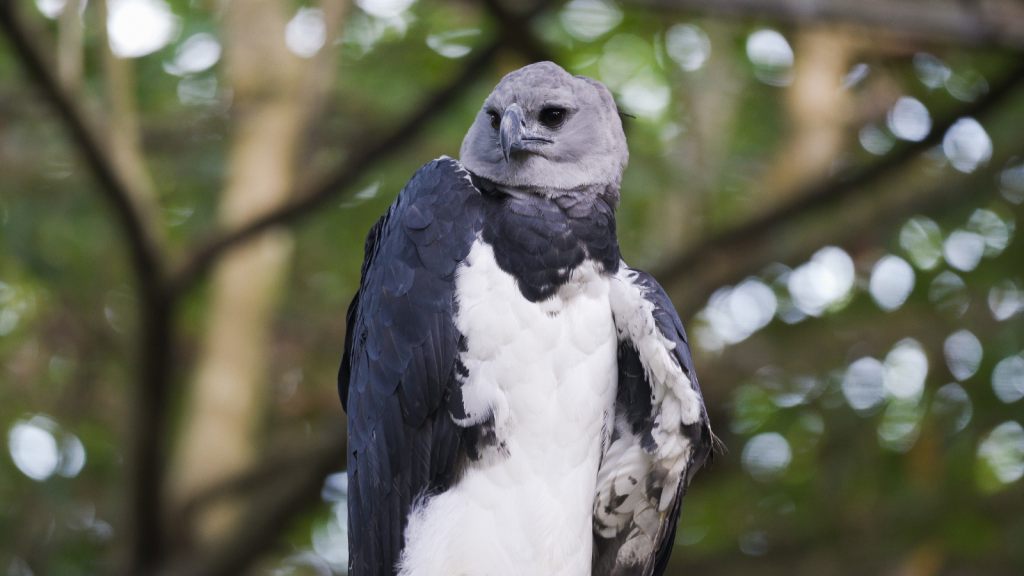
[{"left": 459, "top": 61, "right": 628, "bottom": 194}]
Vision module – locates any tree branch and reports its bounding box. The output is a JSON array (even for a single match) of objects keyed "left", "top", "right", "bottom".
[
  {"left": 0, "top": 0, "right": 164, "bottom": 291},
  {"left": 169, "top": 0, "right": 559, "bottom": 296},
  {"left": 168, "top": 40, "right": 502, "bottom": 296},
  {"left": 625, "top": 0, "right": 1024, "bottom": 50},
  {"left": 157, "top": 421, "right": 348, "bottom": 576},
  {"left": 652, "top": 60, "right": 1024, "bottom": 320},
  {"left": 170, "top": 431, "right": 345, "bottom": 543},
  {"left": 481, "top": 0, "right": 558, "bottom": 64},
  {"left": 0, "top": 3, "right": 176, "bottom": 572}
]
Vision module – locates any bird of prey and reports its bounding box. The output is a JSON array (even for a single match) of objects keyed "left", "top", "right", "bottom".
[{"left": 339, "top": 62, "right": 713, "bottom": 576}]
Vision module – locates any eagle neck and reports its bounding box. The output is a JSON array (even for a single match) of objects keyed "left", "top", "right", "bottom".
[{"left": 467, "top": 171, "right": 622, "bottom": 303}]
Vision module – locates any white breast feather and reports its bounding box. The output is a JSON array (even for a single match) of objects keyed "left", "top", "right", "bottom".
[
  {"left": 398, "top": 241, "right": 618, "bottom": 576},
  {"left": 605, "top": 267, "right": 700, "bottom": 512}
]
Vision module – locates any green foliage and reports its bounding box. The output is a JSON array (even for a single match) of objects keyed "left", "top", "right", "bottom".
[{"left": 1, "top": 0, "right": 1022, "bottom": 574}]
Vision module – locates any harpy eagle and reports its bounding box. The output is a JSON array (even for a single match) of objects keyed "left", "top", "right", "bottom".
[{"left": 339, "top": 62, "right": 713, "bottom": 576}]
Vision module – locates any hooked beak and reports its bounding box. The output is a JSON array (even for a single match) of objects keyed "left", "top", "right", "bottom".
[{"left": 499, "top": 103, "right": 553, "bottom": 163}]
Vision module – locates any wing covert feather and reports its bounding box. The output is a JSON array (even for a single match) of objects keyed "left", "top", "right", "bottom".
[{"left": 340, "top": 158, "right": 483, "bottom": 576}]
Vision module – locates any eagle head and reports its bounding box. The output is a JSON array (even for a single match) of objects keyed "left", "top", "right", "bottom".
[{"left": 459, "top": 61, "right": 628, "bottom": 193}]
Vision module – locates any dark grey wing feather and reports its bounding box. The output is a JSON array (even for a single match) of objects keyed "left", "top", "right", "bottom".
[
  {"left": 594, "top": 269, "right": 713, "bottom": 576},
  {"left": 340, "top": 158, "right": 483, "bottom": 576}
]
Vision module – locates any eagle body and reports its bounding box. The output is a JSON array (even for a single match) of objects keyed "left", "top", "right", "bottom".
[{"left": 340, "top": 63, "right": 712, "bottom": 576}]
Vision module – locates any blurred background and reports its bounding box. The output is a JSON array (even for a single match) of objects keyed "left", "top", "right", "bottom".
[{"left": 1, "top": 0, "right": 1024, "bottom": 574}]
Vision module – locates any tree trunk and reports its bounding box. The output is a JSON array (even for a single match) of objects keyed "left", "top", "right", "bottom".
[{"left": 169, "top": 0, "right": 347, "bottom": 546}]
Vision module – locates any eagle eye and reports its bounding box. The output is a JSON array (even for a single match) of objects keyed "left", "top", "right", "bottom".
[
  {"left": 539, "top": 107, "right": 566, "bottom": 128},
  {"left": 488, "top": 111, "right": 501, "bottom": 131}
]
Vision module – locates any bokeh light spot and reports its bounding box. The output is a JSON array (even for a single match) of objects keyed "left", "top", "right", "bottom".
[
  {"left": 746, "top": 29, "right": 793, "bottom": 86},
  {"left": 107, "top": 0, "right": 179, "bottom": 59},
  {"left": 899, "top": 216, "right": 943, "bottom": 270},
  {"left": 695, "top": 278, "right": 777, "bottom": 352},
  {"left": 887, "top": 96, "right": 931, "bottom": 142},
  {"left": 665, "top": 24, "right": 710, "bottom": 72},
  {"left": 356, "top": 0, "right": 415, "bottom": 19},
  {"left": 966, "top": 209, "right": 1013, "bottom": 257},
  {"left": 932, "top": 383, "right": 972, "bottom": 434},
  {"left": 943, "top": 118, "right": 992, "bottom": 173},
  {"left": 426, "top": 29, "right": 480, "bottom": 59},
  {"left": 58, "top": 433, "right": 87, "bottom": 478},
  {"left": 943, "top": 229, "right": 985, "bottom": 272},
  {"left": 742, "top": 432, "right": 791, "bottom": 482},
  {"left": 929, "top": 271, "right": 969, "bottom": 316},
  {"left": 8, "top": 416, "right": 60, "bottom": 482},
  {"left": 884, "top": 339, "right": 928, "bottom": 400},
  {"left": 1000, "top": 160, "right": 1024, "bottom": 204},
  {"left": 978, "top": 421, "right": 1024, "bottom": 486},
  {"left": 989, "top": 280, "right": 1023, "bottom": 321},
  {"left": 842, "top": 357, "right": 886, "bottom": 414},
  {"left": 869, "top": 255, "right": 915, "bottom": 312},
  {"left": 35, "top": 0, "right": 65, "bottom": 19},
  {"left": 286, "top": 7, "right": 327, "bottom": 58},
  {"left": 878, "top": 399, "right": 924, "bottom": 453},
  {"left": 787, "top": 247, "right": 854, "bottom": 316},
  {"left": 992, "top": 355, "right": 1024, "bottom": 404},
  {"left": 560, "top": 0, "right": 622, "bottom": 42},
  {"left": 859, "top": 124, "right": 894, "bottom": 155},
  {"left": 164, "top": 33, "right": 221, "bottom": 76},
  {"left": 913, "top": 53, "right": 950, "bottom": 89},
  {"left": 943, "top": 329, "right": 982, "bottom": 381},
  {"left": 739, "top": 531, "right": 769, "bottom": 556}
]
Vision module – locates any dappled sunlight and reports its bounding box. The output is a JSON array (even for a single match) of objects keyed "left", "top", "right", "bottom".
[
  {"left": 883, "top": 339, "right": 928, "bottom": 401},
  {"left": 943, "top": 118, "right": 992, "bottom": 173},
  {"left": 899, "top": 216, "right": 944, "bottom": 270},
  {"left": 913, "top": 53, "right": 950, "bottom": 89},
  {"left": 989, "top": 279, "right": 1023, "bottom": 321},
  {"left": 929, "top": 271, "right": 969, "bottom": 316},
  {"left": 968, "top": 208, "right": 1014, "bottom": 256},
  {"left": 107, "top": 0, "right": 179, "bottom": 58},
  {"left": 3, "top": 0, "right": 1024, "bottom": 572},
  {"left": 286, "top": 7, "right": 328, "bottom": 59},
  {"left": 943, "top": 329, "right": 982, "bottom": 381},
  {"left": 977, "top": 421, "right": 1024, "bottom": 490},
  {"left": 842, "top": 357, "right": 886, "bottom": 414},
  {"left": 356, "top": 0, "right": 416, "bottom": 19},
  {"left": 665, "top": 24, "right": 710, "bottom": 72},
  {"left": 877, "top": 398, "right": 924, "bottom": 453},
  {"left": 887, "top": 96, "right": 931, "bottom": 142},
  {"left": 745, "top": 29, "right": 793, "bottom": 87},
  {"left": 8, "top": 414, "right": 86, "bottom": 482},
  {"left": 742, "top": 432, "right": 792, "bottom": 482},
  {"left": 34, "top": 0, "right": 68, "bottom": 19},
  {"left": 787, "top": 247, "right": 854, "bottom": 317},
  {"left": 312, "top": 473, "right": 350, "bottom": 571},
  {"left": 163, "top": 33, "right": 221, "bottom": 76},
  {"left": 559, "top": 0, "right": 622, "bottom": 42},
  {"left": 694, "top": 278, "right": 776, "bottom": 353},
  {"left": 943, "top": 229, "right": 985, "bottom": 272},
  {"left": 859, "top": 124, "right": 895, "bottom": 156},
  {"left": 427, "top": 29, "right": 480, "bottom": 59},
  {"left": 1001, "top": 160, "right": 1024, "bottom": 204},
  {"left": 991, "top": 355, "right": 1024, "bottom": 404},
  {"left": 931, "top": 383, "right": 972, "bottom": 434},
  {"left": 869, "top": 255, "right": 915, "bottom": 312}
]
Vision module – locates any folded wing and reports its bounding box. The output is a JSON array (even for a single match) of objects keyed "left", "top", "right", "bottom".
[
  {"left": 340, "top": 158, "right": 484, "bottom": 576},
  {"left": 593, "top": 268, "right": 714, "bottom": 576}
]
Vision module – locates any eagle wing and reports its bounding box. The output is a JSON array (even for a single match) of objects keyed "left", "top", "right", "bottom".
[
  {"left": 594, "top": 268, "right": 714, "bottom": 576},
  {"left": 339, "top": 158, "right": 483, "bottom": 576}
]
